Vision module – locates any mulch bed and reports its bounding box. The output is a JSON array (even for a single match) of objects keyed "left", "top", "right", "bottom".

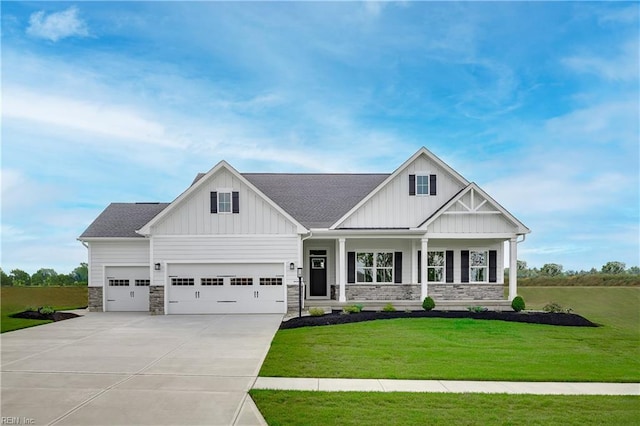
[
  {"left": 281, "top": 310, "right": 598, "bottom": 329},
  {"left": 10, "top": 311, "right": 81, "bottom": 322}
]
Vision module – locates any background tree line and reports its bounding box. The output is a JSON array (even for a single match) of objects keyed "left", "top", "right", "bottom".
[
  {"left": 508, "top": 260, "right": 639, "bottom": 278},
  {"left": 0, "top": 263, "right": 88, "bottom": 287}
]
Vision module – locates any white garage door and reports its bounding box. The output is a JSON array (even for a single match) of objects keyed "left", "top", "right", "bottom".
[
  {"left": 105, "top": 266, "right": 150, "bottom": 312},
  {"left": 167, "top": 263, "right": 286, "bottom": 314}
]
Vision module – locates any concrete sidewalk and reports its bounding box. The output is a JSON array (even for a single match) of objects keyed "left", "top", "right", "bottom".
[{"left": 253, "top": 377, "right": 640, "bottom": 395}]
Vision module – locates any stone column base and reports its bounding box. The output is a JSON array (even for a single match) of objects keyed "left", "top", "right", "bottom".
[
  {"left": 88, "top": 287, "right": 103, "bottom": 312},
  {"left": 149, "top": 286, "right": 165, "bottom": 315}
]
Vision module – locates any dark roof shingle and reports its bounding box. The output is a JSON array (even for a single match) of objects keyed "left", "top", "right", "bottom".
[
  {"left": 244, "top": 173, "right": 389, "bottom": 228},
  {"left": 79, "top": 203, "right": 169, "bottom": 238}
]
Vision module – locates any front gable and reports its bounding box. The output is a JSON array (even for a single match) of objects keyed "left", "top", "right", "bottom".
[
  {"left": 137, "top": 162, "right": 305, "bottom": 236},
  {"left": 420, "top": 183, "right": 530, "bottom": 235},
  {"left": 332, "top": 147, "right": 469, "bottom": 229}
]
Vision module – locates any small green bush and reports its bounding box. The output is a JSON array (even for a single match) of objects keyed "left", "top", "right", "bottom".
[
  {"left": 39, "top": 306, "right": 55, "bottom": 315},
  {"left": 354, "top": 303, "right": 364, "bottom": 312},
  {"left": 308, "top": 307, "right": 325, "bottom": 317},
  {"left": 467, "top": 306, "right": 488, "bottom": 313},
  {"left": 382, "top": 303, "right": 396, "bottom": 312},
  {"left": 422, "top": 296, "right": 435, "bottom": 311},
  {"left": 342, "top": 305, "right": 362, "bottom": 314},
  {"left": 543, "top": 302, "right": 573, "bottom": 314},
  {"left": 511, "top": 296, "right": 525, "bottom": 312}
]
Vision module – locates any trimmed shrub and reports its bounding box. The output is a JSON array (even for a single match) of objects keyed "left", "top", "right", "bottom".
[
  {"left": 308, "top": 307, "right": 325, "bottom": 317},
  {"left": 342, "top": 305, "right": 362, "bottom": 314},
  {"left": 543, "top": 302, "right": 573, "bottom": 314},
  {"left": 39, "top": 306, "right": 55, "bottom": 315},
  {"left": 511, "top": 296, "right": 525, "bottom": 312},
  {"left": 382, "top": 303, "right": 396, "bottom": 312},
  {"left": 422, "top": 296, "right": 435, "bottom": 311}
]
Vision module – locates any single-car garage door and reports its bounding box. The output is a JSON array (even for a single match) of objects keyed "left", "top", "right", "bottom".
[
  {"left": 167, "top": 263, "right": 285, "bottom": 314},
  {"left": 105, "top": 266, "right": 150, "bottom": 312}
]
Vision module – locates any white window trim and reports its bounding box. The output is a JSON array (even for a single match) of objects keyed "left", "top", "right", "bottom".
[
  {"left": 427, "top": 250, "right": 445, "bottom": 283},
  {"left": 469, "top": 249, "right": 489, "bottom": 283},
  {"left": 415, "top": 171, "right": 430, "bottom": 196},
  {"left": 356, "top": 251, "right": 394, "bottom": 284},
  {"left": 217, "top": 188, "right": 233, "bottom": 214}
]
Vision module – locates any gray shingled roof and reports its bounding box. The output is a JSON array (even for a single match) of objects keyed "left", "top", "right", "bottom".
[
  {"left": 80, "top": 173, "right": 390, "bottom": 237},
  {"left": 244, "top": 174, "right": 389, "bottom": 228},
  {"left": 79, "top": 203, "right": 169, "bottom": 238}
]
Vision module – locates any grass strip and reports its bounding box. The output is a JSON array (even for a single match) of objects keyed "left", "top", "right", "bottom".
[{"left": 250, "top": 390, "right": 640, "bottom": 426}]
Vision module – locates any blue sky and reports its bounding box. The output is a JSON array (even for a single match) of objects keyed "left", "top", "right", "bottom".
[{"left": 1, "top": 1, "right": 638, "bottom": 275}]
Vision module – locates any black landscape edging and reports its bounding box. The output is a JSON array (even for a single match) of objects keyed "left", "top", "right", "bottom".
[
  {"left": 280, "top": 310, "right": 598, "bottom": 329},
  {"left": 10, "top": 311, "right": 81, "bottom": 322}
]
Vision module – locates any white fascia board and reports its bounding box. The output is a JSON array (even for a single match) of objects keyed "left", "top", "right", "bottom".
[
  {"left": 329, "top": 147, "right": 470, "bottom": 230},
  {"left": 419, "top": 183, "right": 531, "bottom": 234},
  {"left": 425, "top": 232, "right": 520, "bottom": 240},
  {"left": 78, "top": 237, "right": 149, "bottom": 242},
  {"left": 307, "top": 228, "right": 427, "bottom": 239},
  {"left": 136, "top": 160, "right": 307, "bottom": 235}
]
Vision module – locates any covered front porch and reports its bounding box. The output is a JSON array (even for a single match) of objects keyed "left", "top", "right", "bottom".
[{"left": 298, "top": 232, "right": 520, "bottom": 309}]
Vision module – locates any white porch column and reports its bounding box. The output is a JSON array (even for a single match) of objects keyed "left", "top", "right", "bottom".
[
  {"left": 420, "top": 238, "right": 428, "bottom": 300},
  {"left": 339, "top": 238, "right": 347, "bottom": 302},
  {"left": 509, "top": 237, "right": 518, "bottom": 301},
  {"left": 411, "top": 240, "right": 418, "bottom": 284}
]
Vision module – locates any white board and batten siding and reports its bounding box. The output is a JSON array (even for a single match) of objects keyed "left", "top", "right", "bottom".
[
  {"left": 151, "top": 169, "right": 298, "bottom": 235},
  {"left": 88, "top": 240, "right": 150, "bottom": 287},
  {"left": 426, "top": 190, "right": 519, "bottom": 234},
  {"left": 152, "top": 235, "right": 300, "bottom": 287},
  {"left": 338, "top": 155, "right": 465, "bottom": 228}
]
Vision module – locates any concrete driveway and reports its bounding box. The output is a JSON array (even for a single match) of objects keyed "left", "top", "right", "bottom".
[{"left": 1, "top": 312, "right": 282, "bottom": 425}]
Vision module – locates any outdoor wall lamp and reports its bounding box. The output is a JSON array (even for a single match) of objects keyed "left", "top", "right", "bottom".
[
  {"left": 154, "top": 263, "right": 161, "bottom": 271},
  {"left": 289, "top": 262, "right": 295, "bottom": 271}
]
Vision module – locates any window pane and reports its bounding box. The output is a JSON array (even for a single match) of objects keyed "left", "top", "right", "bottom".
[
  {"left": 357, "top": 268, "right": 373, "bottom": 282},
  {"left": 357, "top": 253, "right": 373, "bottom": 268},
  {"left": 218, "top": 192, "right": 231, "bottom": 213},
  {"left": 377, "top": 269, "right": 393, "bottom": 283},
  {"left": 416, "top": 175, "right": 429, "bottom": 195},
  {"left": 470, "top": 251, "right": 487, "bottom": 266},
  {"left": 428, "top": 268, "right": 443, "bottom": 282},
  {"left": 470, "top": 267, "right": 486, "bottom": 282},
  {"left": 428, "top": 251, "right": 445, "bottom": 266},
  {"left": 377, "top": 252, "right": 393, "bottom": 267}
]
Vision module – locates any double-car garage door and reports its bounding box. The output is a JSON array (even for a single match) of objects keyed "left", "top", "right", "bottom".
[{"left": 167, "top": 263, "right": 286, "bottom": 314}]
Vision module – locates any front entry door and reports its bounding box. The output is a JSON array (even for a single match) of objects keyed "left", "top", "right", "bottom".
[{"left": 309, "top": 257, "right": 327, "bottom": 297}]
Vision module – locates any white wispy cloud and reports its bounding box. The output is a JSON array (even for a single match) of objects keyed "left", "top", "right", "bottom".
[
  {"left": 26, "top": 6, "right": 89, "bottom": 42},
  {"left": 562, "top": 39, "right": 639, "bottom": 82},
  {"left": 3, "top": 86, "right": 183, "bottom": 148}
]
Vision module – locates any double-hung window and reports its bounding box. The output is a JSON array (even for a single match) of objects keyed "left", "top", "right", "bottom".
[
  {"left": 356, "top": 252, "right": 393, "bottom": 283},
  {"left": 427, "top": 251, "right": 445, "bottom": 282},
  {"left": 470, "top": 250, "right": 488, "bottom": 282},
  {"left": 416, "top": 175, "right": 429, "bottom": 195},
  {"left": 218, "top": 192, "right": 232, "bottom": 213}
]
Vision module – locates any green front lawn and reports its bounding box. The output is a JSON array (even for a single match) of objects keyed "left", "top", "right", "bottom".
[
  {"left": 250, "top": 391, "right": 640, "bottom": 426},
  {"left": 260, "top": 287, "right": 639, "bottom": 382},
  {"left": 1, "top": 286, "right": 88, "bottom": 333}
]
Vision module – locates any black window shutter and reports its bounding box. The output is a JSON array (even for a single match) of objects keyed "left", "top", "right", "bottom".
[
  {"left": 347, "top": 252, "right": 355, "bottom": 283},
  {"left": 446, "top": 250, "right": 454, "bottom": 283},
  {"left": 409, "top": 174, "right": 416, "bottom": 196},
  {"left": 394, "top": 252, "right": 402, "bottom": 283},
  {"left": 430, "top": 174, "right": 437, "bottom": 196},
  {"left": 489, "top": 250, "right": 497, "bottom": 283},
  {"left": 232, "top": 191, "right": 240, "bottom": 214},
  {"left": 417, "top": 250, "right": 421, "bottom": 284},
  {"left": 461, "top": 250, "right": 469, "bottom": 283},
  {"left": 210, "top": 192, "right": 217, "bottom": 214}
]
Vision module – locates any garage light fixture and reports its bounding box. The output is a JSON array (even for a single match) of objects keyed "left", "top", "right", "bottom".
[
  {"left": 289, "top": 262, "right": 295, "bottom": 271},
  {"left": 154, "top": 263, "right": 161, "bottom": 271}
]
